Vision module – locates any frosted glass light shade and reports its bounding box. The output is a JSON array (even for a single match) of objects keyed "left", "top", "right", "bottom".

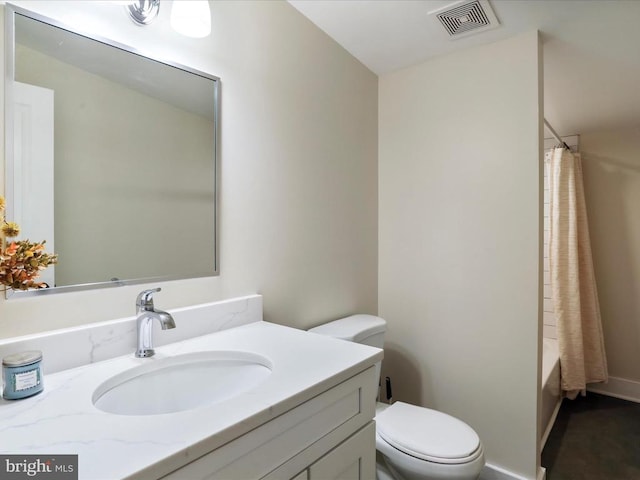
[{"left": 171, "top": 1, "right": 211, "bottom": 38}]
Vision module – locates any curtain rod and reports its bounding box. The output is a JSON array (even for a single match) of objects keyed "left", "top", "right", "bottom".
[{"left": 543, "top": 118, "right": 571, "bottom": 151}]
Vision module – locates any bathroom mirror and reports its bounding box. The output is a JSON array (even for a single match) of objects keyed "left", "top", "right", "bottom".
[{"left": 4, "top": 6, "right": 220, "bottom": 297}]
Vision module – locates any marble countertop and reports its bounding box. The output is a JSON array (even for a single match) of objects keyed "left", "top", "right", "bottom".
[{"left": 0, "top": 321, "right": 382, "bottom": 479}]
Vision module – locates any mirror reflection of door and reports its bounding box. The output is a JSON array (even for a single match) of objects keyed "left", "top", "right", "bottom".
[{"left": 13, "top": 81, "right": 55, "bottom": 287}]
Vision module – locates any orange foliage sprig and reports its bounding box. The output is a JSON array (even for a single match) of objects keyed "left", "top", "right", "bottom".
[{"left": 0, "top": 195, "right": 57, "bottom": 291}]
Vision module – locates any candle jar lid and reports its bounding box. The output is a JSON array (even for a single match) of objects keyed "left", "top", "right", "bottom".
[{"left": 2, "top": 350, "right": 42, "bottom": 367}]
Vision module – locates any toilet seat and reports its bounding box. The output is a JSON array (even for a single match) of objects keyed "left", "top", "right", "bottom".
[{"left": 375, "top": 402, "right": 482, "bottom": 465}]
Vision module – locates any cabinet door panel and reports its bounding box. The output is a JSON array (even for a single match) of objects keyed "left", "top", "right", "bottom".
[
  {"left": 309, "top": 422, "right": 375, "bottom": 480},
  {"left": 162, "top": 367, "right": 377, "bottom": 480}
]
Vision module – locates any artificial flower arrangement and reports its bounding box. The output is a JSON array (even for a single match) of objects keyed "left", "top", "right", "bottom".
[{"left": 0, "top": 195, "right": 57, "bottom": 291}]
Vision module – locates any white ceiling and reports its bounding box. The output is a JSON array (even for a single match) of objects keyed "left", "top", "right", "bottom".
[{"left": 289, "top": 0, "right": 640, "bottom": 137}]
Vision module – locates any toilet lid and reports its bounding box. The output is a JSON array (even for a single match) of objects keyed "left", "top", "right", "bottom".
[{"left": 376, "top": 402, "right": 481, "bottom": 464}]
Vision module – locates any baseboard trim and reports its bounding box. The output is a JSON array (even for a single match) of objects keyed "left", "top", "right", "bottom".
[
  {"left": 538, "top": 466, "right": 547, "bottom": 480},
  {"left": 480, "top": 463, "right": 533, "bottom": 480},
  {"left": 588, "top": 376, "right": 640, "bottom": 404}
]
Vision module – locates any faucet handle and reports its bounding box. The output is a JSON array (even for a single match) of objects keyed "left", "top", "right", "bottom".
[{"left": 136, "top": 288, "right": 161, "bottom": 310}]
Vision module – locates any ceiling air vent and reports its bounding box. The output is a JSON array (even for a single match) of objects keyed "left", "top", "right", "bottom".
[{"left": 429, "top": 0, "right": 500, "bottom": 39}]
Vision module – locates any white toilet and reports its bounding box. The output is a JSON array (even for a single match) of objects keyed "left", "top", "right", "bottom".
[{"left": 309, "top": 314, "right": 485, "bottom": 480}]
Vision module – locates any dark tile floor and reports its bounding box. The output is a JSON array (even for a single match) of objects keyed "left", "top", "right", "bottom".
[{"left": 542, "top": 393, "right": 640, "bottom": 480}]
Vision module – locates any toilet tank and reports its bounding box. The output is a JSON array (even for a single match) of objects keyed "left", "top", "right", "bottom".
[
  {"left": 309, "top": 315, "right": 386, "bottom": 400},
  {"left": 308, "top": 314, "right": 387, "bottom": 348}
]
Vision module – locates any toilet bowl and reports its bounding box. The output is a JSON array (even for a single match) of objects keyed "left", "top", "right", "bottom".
[
  {"left": 375, "top": 402, "right": 484, "bottom": 480},
  {"left": 309, "top": 315, "right": 485, "bottom": 480}
]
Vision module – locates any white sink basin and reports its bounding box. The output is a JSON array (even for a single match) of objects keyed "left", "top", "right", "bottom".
[{"left": 92, "top": 351, "right": 272, "bottom": 416}]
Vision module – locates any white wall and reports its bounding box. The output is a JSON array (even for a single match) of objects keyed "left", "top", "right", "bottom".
[
  {"left": 580, "top": 128, "right": 640, "bottom": 386},
  {"left": 379, "top": 31, "right": 542, "bottom": 479},
  {"left": 0, "top": 1, "right": 378, "bottom": 337}
]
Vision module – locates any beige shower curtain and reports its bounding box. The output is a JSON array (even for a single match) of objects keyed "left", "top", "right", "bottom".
[{"left": 548, "top": 147, "right": 608, "bottom": 400}]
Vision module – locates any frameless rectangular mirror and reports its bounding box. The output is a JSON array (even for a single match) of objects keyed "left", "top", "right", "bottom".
[{"left": 4, "top": 5, "right": 220, "bottom": 297}]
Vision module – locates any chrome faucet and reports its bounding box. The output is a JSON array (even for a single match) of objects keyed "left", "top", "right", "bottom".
[{"left": 135, "top": 288, "right": 176, "bottom": 358}]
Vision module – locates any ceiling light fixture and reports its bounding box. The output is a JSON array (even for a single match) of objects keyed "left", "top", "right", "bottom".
[
  {"left": 170, "top": 1, "right": 211, "bottom": 38},
  {"left": 127, "top": 0, "right": 160, "bottom": 26},
  {"left": 125, "top": 0, "right": 211, "bottom": 38}
]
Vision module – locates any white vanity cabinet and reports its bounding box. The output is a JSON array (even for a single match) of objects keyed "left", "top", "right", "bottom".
[
  {"left": 161, "top": 366, "right": 377, "bottom": 480},
  {"left": 0, "top": 299, "right": 383, "bottom": 480}
]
